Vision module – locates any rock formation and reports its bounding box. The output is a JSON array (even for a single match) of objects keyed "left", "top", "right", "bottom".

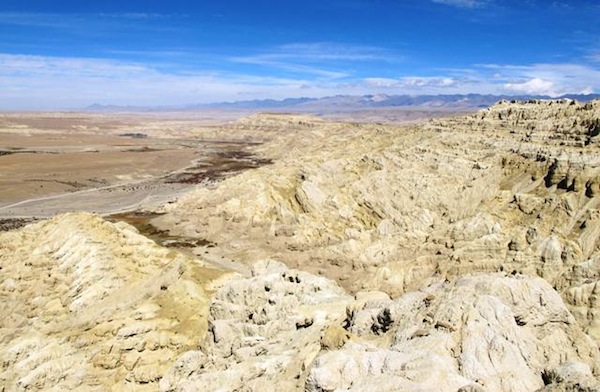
[
  {"left": 160, "top": 259, "right": 352, "bottom": 391},
  {"left": 309, "top": 273, "right": 599, "bottom": 392},
  {"left": 155, "top": 100, "right": 600, "bottom": 344},
  {"left": 2, "top": 100, "right": 600, "bottom": 390},
  {"left": 159, "top": 262, "right": 599, "bottom": 391},
  {"left": 0, "top": 213, "right": 222, "bottom": 390}
]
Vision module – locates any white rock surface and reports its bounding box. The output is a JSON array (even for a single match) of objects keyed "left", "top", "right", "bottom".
[
  {"left": 308, "top": 274, "right": 600, "bottom": 392},
  {"left": 0, "top": 213, "right": 219, "bottom": 391},
  {"left": 160, "top": 260, "right": 352, "bottom": 391}
]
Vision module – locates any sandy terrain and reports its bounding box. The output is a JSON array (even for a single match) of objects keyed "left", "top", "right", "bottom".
[
  {"left": 1, "top": 108, "right": 441, "bottom": 220},
  {"left": 0, "top": 133, "right": 196, "bottom": 205},
  {"left": 0, "top": 112, "right": 273, "bottom": 221}
]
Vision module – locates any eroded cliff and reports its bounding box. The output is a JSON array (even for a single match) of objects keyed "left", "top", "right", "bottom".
[{"left": 2, "top": 100, "right": 600, "bottom": 391}]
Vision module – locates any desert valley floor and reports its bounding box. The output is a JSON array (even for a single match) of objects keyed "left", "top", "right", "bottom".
[{"left": 1, "top": 101, "right": 600, "bottom": 391}]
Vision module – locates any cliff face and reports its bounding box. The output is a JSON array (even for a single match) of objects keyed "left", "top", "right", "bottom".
[
  {"left": 156, "top": 100, "right": 600, "bottom": 342},
  {"left": 2, "top": 100, "right": 600, "bottom": 391}
]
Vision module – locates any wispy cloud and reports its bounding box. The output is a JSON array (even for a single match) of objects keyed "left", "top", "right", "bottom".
[
  {"left": 232, "top": 42, "right": 400, "bottom": 79},
  {"left": 587, "top": 52, "right": 600, "bottom": 63},
  {"left": 0, "top": 12, "right": 176, "bottom": 27},
  {"left": 98, "top": 13, "right": 180, "bottom": 20},
  {"left": 233, "top": 57, "right": 350, "bottom": 79},
  {"left": 431, "top": 0, "right": 487, "bottom": 8},
  {"left": 0, "top": 54, "right": 148, "bottom": 77},
  {"left": 0, "top": 53, "right": 337, "bottom": 109},
  {"left": 273, "top": 43, "right": 393, "bottom": 62},
  {"left": 0, "top": 12, "right": 77, "bottom": 28},
  {"left": 0, "top": 52, "right": 598, "bottom": 110}
]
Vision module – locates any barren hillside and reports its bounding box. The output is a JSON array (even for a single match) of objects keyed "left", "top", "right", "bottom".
[{"left": 1, "top": 100, "right": 600, "bottom": 391}]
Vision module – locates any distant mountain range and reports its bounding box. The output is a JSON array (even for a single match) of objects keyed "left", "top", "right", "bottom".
[{"left": 85, "top": 93, "right": 600, "bottom": 113}]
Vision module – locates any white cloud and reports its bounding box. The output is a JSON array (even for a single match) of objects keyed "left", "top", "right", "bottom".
[
  {"left": 363, "top": 78, "right": 402, "bottom": 88},
  {"left": 362, "top": 76, "right": 461, "bottom": 91},
  {"left": 0, "top": 53, "right": 598, "bottom": 110},
  {"left": 401, "top": 77, "right": 458, "bottom": 88},
  {"left": 482, "top": 63, "right": 600, "bottom": 96},
  {"left": 504, "top": 77, "right": 557, "bottom": 96},
  {"left": 0, "top": 53, "right": 465, "bottom": 109},
  {"left": 0, "top": 54, "right": 336, "bottom": 109},
  {"left": 0, "top": 54, "right": 148, "bottom": 77},
  {"left": 431, "top": 0, "right": 487, "bottom": 8},
  {"left": 362, "top": 63, "right": 600, "bottom": 97},
  {"left": 232, "top": 43, "right": 399, "bottom": 80}
]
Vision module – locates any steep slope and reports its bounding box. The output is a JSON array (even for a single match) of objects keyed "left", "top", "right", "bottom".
[
  {"left": 0, "top": 213, "right": 224, "bottom": 390},
  {"left": 155, "top": 100, "right": 600, "bottom": 345},
  {"left": 2, "top": 100, "right": 600, "bottom": 391}
]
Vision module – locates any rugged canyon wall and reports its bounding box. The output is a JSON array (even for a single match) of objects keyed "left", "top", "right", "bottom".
[
  {"left": 1, "top": 100, "right": 600, "bottom": 391},
  {"left": 157, "top": 100, "right": 600, "bottom": 343}
]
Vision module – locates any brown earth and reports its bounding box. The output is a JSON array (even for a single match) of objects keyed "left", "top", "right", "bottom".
[
  {"left": 0, "top": 112, "right": 276, "bottom": 219},
  {"left": 0, "top": 133, "right": 197, "bottom": 206}
]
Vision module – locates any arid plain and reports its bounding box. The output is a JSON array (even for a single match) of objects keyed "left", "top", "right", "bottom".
[
  {"left": 1, "top": 102, "right": 600, "bottom": 391},
  {"left": 0, "top": 111, "right": 268, "bottom": 223}
]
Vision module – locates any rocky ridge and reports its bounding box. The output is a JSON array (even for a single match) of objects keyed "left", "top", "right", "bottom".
[
  {"left": 154, "top": 99, "right": 600, "bottom": 388},
  {"left": 1, "top": 99, "right": 600, "bottom": 391},
  {"left": 157, "top": 101, "right": 600, "bottom": 329},
  {"left": 0, "top": 213, "right": 224, "bottom": 390}
]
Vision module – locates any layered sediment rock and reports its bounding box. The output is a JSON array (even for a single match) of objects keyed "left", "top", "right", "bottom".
[
  {"left": 0, "top": 213, "right": 221, "bottom": 390},
  {"left": 2, "top": 100, "right": 600, "bottom": 390},
  {"left": 156, "top": 100, "right": 600, "bottom": 348}
]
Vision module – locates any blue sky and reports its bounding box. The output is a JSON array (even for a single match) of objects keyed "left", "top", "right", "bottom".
[{"left": 1, "top": 0, "right": 599, "bottom": 109}]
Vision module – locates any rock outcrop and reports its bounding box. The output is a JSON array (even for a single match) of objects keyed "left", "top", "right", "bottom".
[
  {"left": 155, "top": 100, "right": 600, "bottom": 349},
  {"left": 160, "top": 263, "right": 599, "bottom": 391},
  {"left": 160, "top": 260, "right": 351, "bottom": 391},
  {"left": 0, "top": 213, "right": 221, "bottom": 390},
  {"left": 309, "top": 273, "right": 600, "bottom": 392},
  {"left": 3, "top": 100, "right": 600, "bottom": 390}
]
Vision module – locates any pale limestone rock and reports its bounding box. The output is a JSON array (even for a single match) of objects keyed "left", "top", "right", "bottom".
[
  {"left": 296, "top": 179, "right": 328, "bottom": 212},
  {"left": 308, "top": 274, "right": 600, "bottom": 392},
  {"left": 320, "top": 325, "right": 351, "bottom": 350},
  {"left": 160, "top": 260, "right": 352, "bottom": 391},
  {"left": 449, "top": 212, "right": 502, "bottom": 242},
  {"left": 578, "top": 216, "right": 600, "bottom": 259},
  {"left": 539, "top": 361, "right": 600, "bottom": 391},
  {"left": 0, "top": 213, "right": 216, "bottom": 391}
]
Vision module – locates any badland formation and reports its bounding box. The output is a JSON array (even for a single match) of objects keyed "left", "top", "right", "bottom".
[{"left": 1, "top": 99, "right": 600, "bottom": 391}]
